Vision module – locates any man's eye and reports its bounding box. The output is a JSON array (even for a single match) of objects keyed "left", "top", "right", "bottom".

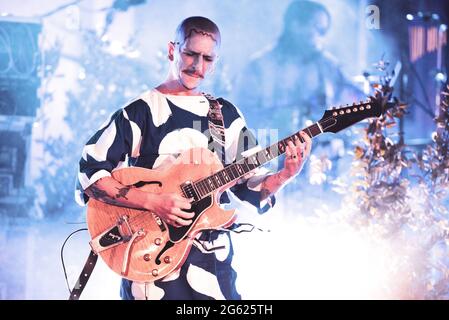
[
  {"left": 184, "top": 52, "right": 194, "bottom": 56},
  {"left": 205, "top": 57, "right": 213, "bottom": 62}
]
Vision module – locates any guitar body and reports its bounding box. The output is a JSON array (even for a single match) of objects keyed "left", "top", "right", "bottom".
[{"left": 86, "top": 147, "right": 236, "bottom": 282}]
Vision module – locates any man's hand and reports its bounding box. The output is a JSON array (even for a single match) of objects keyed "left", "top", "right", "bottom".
[
  {"left": 281, "top": 131, "right": 312, "bottom": 179},
  {"left": 145, "top": 193, "right": 194, "bottom": 228},
  {"left": 260, "top": 131, "right": 312, "bottom": 201}
]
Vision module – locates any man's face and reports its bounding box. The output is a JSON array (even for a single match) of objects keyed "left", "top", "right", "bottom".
[{"left": 172, "top": 32, "right": 219, "bottom": 90}]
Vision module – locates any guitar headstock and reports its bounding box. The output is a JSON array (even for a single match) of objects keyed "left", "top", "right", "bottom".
[{"left": 319, "top": 96, "right": 382, "bottom": 133}]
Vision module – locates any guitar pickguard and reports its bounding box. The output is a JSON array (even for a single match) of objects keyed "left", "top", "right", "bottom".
[{"left": 167, "top": 195, "right": 213, "bottom": 243}]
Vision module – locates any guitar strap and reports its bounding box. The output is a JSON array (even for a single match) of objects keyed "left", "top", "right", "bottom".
[
  {"left": 68, "top": 249, "right": 98, "bottom": 300},
  {"left": 203, "top": 93, "right": 226, "bottom": 164}
]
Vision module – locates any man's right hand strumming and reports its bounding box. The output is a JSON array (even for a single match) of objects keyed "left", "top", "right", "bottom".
[{"left": 145, "top": 192, "right": 194, "bottom": 227}]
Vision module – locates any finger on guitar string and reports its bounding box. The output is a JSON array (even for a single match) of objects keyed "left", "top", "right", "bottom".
[{"left": 300, "top": 131, "right": 312, "bottom": 157}]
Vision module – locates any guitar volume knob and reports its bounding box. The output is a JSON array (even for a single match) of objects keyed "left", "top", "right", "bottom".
[
  {"left": 164, "top": 256, "right": 172, "bottom": 264},
  {"left": 154, "top": 238, "right": 162, "bottom": 245},
  {"left": 152, "top": 269, "right": 159, "bottom": 277}
]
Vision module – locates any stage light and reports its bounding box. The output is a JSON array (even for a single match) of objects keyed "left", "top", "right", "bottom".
[{"left": 406, "top": 14, "right": 414, "bottom": 21}]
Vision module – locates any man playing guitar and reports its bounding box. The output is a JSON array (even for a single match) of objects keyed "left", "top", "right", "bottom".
[{"left": 75, "top": 16, "right": 311, "bottom": 300}]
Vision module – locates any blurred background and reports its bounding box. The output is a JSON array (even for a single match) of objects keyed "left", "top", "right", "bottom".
[{"left": 0, "top": 0, "right": 448, "bottom": 299}]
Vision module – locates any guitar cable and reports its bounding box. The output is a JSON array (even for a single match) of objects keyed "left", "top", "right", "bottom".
[
  {"left": 224, "top": 222, "right": 271, "bottom": 234},
  {"left": 60, "top": 227, "right": 88, "bottom": 294},
  {"left": 60, "top": 224, "right": 269, "bottom": 291},
  {"left": 193, "top": 223, "right": 270, "bottom": 253}
]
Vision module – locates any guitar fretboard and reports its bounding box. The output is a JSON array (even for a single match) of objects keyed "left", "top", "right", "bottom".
[{"left": 190, "top": 122, "right": 324, "bottom": 199}]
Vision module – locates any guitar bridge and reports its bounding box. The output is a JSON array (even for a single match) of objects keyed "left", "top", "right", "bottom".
[{"left": 89, "top": 215, "right": 132, "bottom": 254}]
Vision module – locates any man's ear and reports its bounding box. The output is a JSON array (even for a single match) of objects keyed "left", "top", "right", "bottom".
[{"left": 168, "top": 41, "right": 175, "bottom": 61}]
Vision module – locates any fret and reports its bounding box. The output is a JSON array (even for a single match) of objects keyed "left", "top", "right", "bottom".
[
  {"left": 221, "top": 171, "right": 229, "bottom": 184},
  {"left": 229, "top": 165, "right": 239, "bottom": 180},
  {"left": 202, "top": 180, "right": 211, "bottom": 194},
  {"left": 242, "top": 159, "right": 251, "bottom": 172},
  {"left": 198, "top": 180, "right": 207, "bottom": 196},
  {"left": 222, "top": 170, "right": 230, "bottom": 183},
  {"left": 305, "top": 127, "right": 311, "bottom": 138},
  {"left": 223, "top": 168, "right": 231, "bottom": 181},
  {"left": 210, "top": 175, "right": 218, "bottom": 189},
  {"left": 207, "top": 177, "right": 214, "bottom": 190},
  {"left": 214, "top": 174, "right": 221, "bottom": 187},
  {"left": 192, "top": 181, "right": 202, "bottom": 199},
  {"left": 227, "top": 166, "right": 236, "bottom": 180},
  {"left": 217, "top": 171, "right": 226, "bottom": 185},
  {"left": 236, "top": 163, "right": 244, "bottom": 175},
  {"left": 194, "top": 181, "right": 204, "bottom": 198}
]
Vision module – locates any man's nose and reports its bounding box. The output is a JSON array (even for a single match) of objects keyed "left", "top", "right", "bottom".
[{"left": 192, "top": 56, "right": 203, "bottom": 70}]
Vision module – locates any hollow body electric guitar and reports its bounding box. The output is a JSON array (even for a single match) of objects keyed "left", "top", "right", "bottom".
[{"left": 87, "top": 98, "right": 382, "bottom": 282}]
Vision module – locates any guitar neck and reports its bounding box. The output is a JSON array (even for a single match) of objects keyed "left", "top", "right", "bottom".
[{"left": 190, "top": 121, "right": 326, "bottom": 199}]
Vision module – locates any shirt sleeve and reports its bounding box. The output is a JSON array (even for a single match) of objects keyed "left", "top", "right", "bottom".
[
  {"left": 74, "top": 102, "right": 144, "bottom": 206},
  {"left": 223, "top": 100, "right": 276, "bottom": 214}
]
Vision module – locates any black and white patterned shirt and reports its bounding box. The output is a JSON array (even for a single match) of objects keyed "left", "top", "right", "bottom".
[
  {"left": 75, "top": 89, "right": 274, "bottom": 212},
  {"left": 74, "top": 88, "right": 276, "bottom": 300}
]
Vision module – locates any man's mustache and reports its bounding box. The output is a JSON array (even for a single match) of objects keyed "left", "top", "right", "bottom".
[{"left": 183, "top": 70, "right": 204, "bottom": 79}]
